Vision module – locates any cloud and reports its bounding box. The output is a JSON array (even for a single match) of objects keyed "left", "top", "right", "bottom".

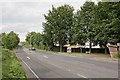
[
  {"left": 2, "top": 2, "right": 45, "bottom": 23},
  {"left": 1, "top": 22, "right": 43, "bottom": 41},
  {"left": 0, "top": 1, "right": 87, "bottom": 41},
  {"left": 1, "top": 23, "right": 43, "bottom": 33},
  {"left": 0, "top": 0, "right": 87, "bottom": 2}
]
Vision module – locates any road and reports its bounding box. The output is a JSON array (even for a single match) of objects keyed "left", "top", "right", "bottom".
[{"left": 16, "top": 45, "right": 118, "bottom": 80}]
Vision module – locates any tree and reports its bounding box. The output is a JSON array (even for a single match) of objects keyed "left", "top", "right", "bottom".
[
  {"left": 8, "top": 31, "right": 20, "bottom": 48},
  {"left": 42, "top": 23, "right": 54, "bottom": 50},
  {"left": 1, "top": 31, "right": 20, "bottom": 50},
  {"left": 25, "top": 32, "right": 42, "bottom": 48},
  {"left": 33, "top": 33, "right": 42, "bottom": 47},
  {"left": 43, "top": 5, "right": 74, "bottom": 52},
  {"left": 26, "top": 32, "right": 36, "bottom": 46},
  {"left": 72, "top": 10, "right": 87, "bottom": 45},
  {"left": 94, "top": 2, "right": 120, "bottom": 53},
  {"left": 74, "top": 1, "right": 96, "bottom": 53},
  {"left": 1, "top": 33, "right": 7, "bottom": 47}
]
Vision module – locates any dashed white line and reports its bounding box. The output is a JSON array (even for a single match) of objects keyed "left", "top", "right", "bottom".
[
  {"left": 27, "top": 57, "right": 30, "bottom": 59},
  {"left": 43, "top": 55, "right": 48, "bottom": 58},
  {"left": 19, "top": 57, "right": 40, "bottom": 80},
  {"left": 77, "top": 73, "right": 87, "bottom": 78}
]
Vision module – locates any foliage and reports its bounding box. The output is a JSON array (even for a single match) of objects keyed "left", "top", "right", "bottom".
[
  {"left": 43, "top": 5, "right": 74, "bottom": 52},
  {"left": 112, "top": 53, "right": 120, "bottom": 58},
  {"left": 25, "top": 32, "right": 36, "bottom": 46},
  {"left": 42, "top": 23, "right": 55, "bottom": 50},
  {"left": 2, "top": 50, "right": 26, "bottom": 78},
  {"left": 25, "top": 32, "right": 43, "bottom": 49},
  {"left": 71, "top": 1, "right": 120, "bottom": 53},
  {"left": 24, "top": 1, "right": 120, "bottom": 54},
  {"left": 1, "top": 31, "right": 20, "bottom": 50},
  {"left": 73, "top": 2, "right": 97, "bottom": 45},
  {"left": 95, "top": 2, "right": 120, "bottom": 46}
]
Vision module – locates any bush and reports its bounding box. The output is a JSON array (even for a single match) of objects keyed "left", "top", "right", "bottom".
[
  {"left": 2, "top": 50, "right": 27, "bottom": 79},
  {"left": 39, "top": 42, "right": 45, "bottom": 50}
]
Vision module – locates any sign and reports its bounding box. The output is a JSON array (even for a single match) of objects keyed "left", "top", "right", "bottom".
[
  {"left": 117, "top": 43, "right": 120, "bottom": 53},
  {"left": 67, "top": 48, "right": 71, "bottom": 53}
]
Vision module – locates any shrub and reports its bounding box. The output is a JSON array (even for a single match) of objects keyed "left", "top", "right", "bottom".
[{"left": 2, "top": 50, "right": 27, "bottom": 78}]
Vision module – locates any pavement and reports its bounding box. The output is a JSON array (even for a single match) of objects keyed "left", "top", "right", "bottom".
[{"left": 16, "top": 45, "right": 119, "bottom": 80}]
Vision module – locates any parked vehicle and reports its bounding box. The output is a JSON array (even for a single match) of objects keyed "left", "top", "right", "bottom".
[{"left": 29, "top": 47, "right": 36, "bottom": 51}]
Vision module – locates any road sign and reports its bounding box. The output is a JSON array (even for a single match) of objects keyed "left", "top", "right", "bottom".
[{"left": 67, "top": 48, "right": 71, "bottom": 53}]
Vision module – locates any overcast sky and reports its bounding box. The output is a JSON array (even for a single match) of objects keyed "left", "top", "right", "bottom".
[{"left": 0, "top": 0, "right": 99, "bottom": 41}]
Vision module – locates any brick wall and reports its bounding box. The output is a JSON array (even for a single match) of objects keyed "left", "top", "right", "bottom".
[{"left": 107, "top": 43, "right": 118, "bottom": 57}]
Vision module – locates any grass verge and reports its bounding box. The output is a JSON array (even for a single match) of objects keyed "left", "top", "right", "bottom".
[
  {"left": 1, "top": 50, "right": 27, "bottom": 79},
  {"left": 112, "top": 53, "right": 120, "bottom": 58}
]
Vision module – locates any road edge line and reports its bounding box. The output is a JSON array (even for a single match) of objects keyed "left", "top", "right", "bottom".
[
  {"left": 77, "top": 73, "right": 87, "bottom": 78},
  {"left": 20, "top": 57, "right": 40, "bottom": 80}
]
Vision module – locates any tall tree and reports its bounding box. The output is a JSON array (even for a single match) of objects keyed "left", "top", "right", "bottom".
[
  {"left": 95, "top": 2, "right": 120, "bottom": 53},
  {"left": 75, "top": 1, "right": 96, "bottom": 53},
  {"left": 26, "top": 32, "right": 43, "bottom": 49},
  {"left": 26, "top": 32, "right": 36, "bottom": 46},
  {"left": 33, "top": 33, "right": 42, "bottom": 47},
  {"left": 43, "top": 5, "right": 74, "bottom": 52},
  {"left": 42, "top": 23, "right": 54, "bottom": 50},
  {"left": 1, "top": 31, "right": 20, "bottom": 50}
]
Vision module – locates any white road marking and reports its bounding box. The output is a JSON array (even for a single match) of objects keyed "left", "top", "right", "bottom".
[
  {"left": 27, "top": 57, "right": 30, "bottom": 59},
  {"left": 77, "top": 74, "right": 87, "bottom": 78},
  {"left": 19, "top": 57, "right": 40, "bottom": 80},
  {"left": 43, "top": 55, "right": 48, "bottom": 58}
]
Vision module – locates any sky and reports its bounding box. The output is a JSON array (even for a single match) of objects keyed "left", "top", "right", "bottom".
[{"left": 0, "top": 0, "right": 99, "bottom": 42}]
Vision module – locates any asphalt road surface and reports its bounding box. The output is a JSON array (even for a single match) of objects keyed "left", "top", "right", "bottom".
[{"left": 16, "top": 45, "right": 118, "bottom": 80}]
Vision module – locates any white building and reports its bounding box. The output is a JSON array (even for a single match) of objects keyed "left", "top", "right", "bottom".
[{"left": 85, "top": 41, "right": 100, "bottom": 48}]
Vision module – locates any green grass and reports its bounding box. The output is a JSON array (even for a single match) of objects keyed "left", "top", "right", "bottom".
[
  {"left": 112, "top": 53, "right": 120, "bottom": 58},
  {"left": 1, "top": 50, "right": 27, "bottom": 79}
]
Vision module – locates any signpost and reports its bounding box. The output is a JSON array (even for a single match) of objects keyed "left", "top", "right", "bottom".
[{"left": 67, "top": 47, "right": 71, "bottom": 53}]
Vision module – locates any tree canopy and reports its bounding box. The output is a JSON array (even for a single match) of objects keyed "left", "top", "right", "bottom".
[
  {"left": 43, "top": 5, "right": 74, "bottom": 52},
  {"left": 24, "top": 1, "right": 120, "bottom": 53},
  {"left": 25, "top": 32, "right": 43, "bottom": 49},
  {"left": 1, "top": 31, "right": 20, "bottom": 50}
]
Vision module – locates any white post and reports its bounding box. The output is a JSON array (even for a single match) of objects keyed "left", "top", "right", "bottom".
[{"left": 117, "top": 43, "right": 120, "bottom": 53}]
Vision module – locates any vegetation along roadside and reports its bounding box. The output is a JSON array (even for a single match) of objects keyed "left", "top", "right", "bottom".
[{"left": 1, "top": 50, "right": 27, "bottom": 79}]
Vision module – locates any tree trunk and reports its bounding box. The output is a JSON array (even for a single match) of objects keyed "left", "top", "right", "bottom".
[
  {"left": 89, "top": 34, "right": 92, "bottom": 53},
  {"left": 89, "top": 41, "right": 92, "bottom": 53},
  {"left": 60, "top": 45, "right": 62, "bottom": 52},
  {"left": 105, "top": 46, "right": 108, "bottom": 54}
]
